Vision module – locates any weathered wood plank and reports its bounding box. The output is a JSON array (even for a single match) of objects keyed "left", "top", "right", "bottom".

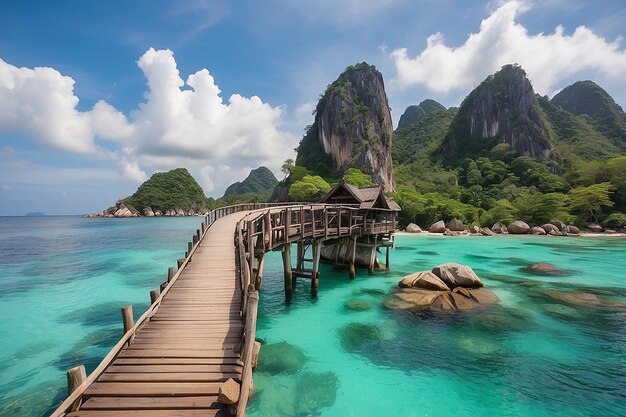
[
  {"left": 85, "top": 382, "right": 222, "bottom": 396},
  {"left": 80, "top": 396, "right": 221, "bottom": 410}
]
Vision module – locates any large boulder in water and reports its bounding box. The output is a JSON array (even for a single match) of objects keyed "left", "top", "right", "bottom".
[
  {"left": 543, "top": 290, "right": 600, "bottom": 307},
  {"left": 431, "top": 263, "right": 483, "bottom": 288},
  {"left": 295, "top": 372, "right": 339, "bottom": 416},
  {"left": 447, "top": 218, "right": 464, "bottom": 231},
  {"left": 405, "top": 223, "right": 422, "bottom": 233},
  {"left": 480, "top": 227, "right": 494, "bottom": 236},
  {"left": 399, "top": 271, "right": 450, "bottom": 291},
  {"left": 508, "top": 220, "right": 530, "bottom": 234},
  {"left": 429, "top": 220, "right": 446, "bottom": 233}
]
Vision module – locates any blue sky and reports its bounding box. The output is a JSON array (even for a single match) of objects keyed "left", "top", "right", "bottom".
[{"left": 1, "top": 0, "right": 625, "bottom": 215}]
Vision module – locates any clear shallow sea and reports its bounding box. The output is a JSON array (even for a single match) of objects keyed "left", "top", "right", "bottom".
[{"left": 0, "top": 218, "right": 624, "bottom": 417}]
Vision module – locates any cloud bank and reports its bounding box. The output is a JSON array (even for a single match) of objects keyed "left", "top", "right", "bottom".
[
  {"left": 390, "top": 0, "right": 626, "bottom": 95},
  {"left": 0, "top": 49, "right": 296, "bottom": 193}
]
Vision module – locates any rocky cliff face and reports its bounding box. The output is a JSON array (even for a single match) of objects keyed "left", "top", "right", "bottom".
[
  {"left": 443, "top": 65, "right": 559, "bottom": 162},
  {"left": 296, "top": 63, "right": 395, "bottom": 192},
  {"left": 397, "top": 99, "right": 446, "bottom": 130}
]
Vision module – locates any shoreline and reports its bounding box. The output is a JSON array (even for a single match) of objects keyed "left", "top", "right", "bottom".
[{"left": 394, "top": 230, "right": 626, "bottom": 238}]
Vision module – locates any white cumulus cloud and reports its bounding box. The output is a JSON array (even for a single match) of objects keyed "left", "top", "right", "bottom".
[
  {"left": 389, "top": 0, "right": 626, "bottom": 95},
  {"left": 0, "top": 48, "right": 296, "bottom": 196}
]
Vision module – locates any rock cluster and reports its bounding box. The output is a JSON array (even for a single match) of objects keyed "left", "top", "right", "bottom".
[
  {"left": 387, "top": 263, "right": 496, "bottom": 312},
  {"left": 85, "top": 202, "right": 208, "bottom": 218}
]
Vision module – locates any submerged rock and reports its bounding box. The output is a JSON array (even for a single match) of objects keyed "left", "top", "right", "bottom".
[
  {"left": 340, "top": 323, "right": 382, "bottom": 352},
  {"left": 345, "top": 299, "right": 373, "bottom": 311},
  {"left": 432, "top": 263, "right": 484, "bottom": 288},
  {"left": 542, "top": 303, "right": 582, "bottom": 318},
  {"left": 457, "top": 335, "right": 500, "bottom": 356},
  {"left": 429, "top": 220, "right": 446, "bottom": 233},
  {"left": 405, "top": 223, "right": 422, "bottom": 233},
  {"left": 524, "top": 262, "right": 567, "bottom": 276},
  {"left": 256, "top": 341, "right": 307, "bottom": 375},
  {"left": 295, "top": 372, "right": 339, "bottom": 416},
  {"left": 543, "top": 290, "right": 599, "bottom": 307}
]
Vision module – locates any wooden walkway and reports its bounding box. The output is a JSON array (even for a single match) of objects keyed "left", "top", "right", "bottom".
[
  {"left": 65, "top": 211, "right": 251, "bottom": 417},
  {"left": 52, "top": 203, "right": 396, "bottom": 417}
]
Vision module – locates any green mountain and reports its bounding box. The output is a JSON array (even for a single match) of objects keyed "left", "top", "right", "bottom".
[
  {"left": 295, "top": 62, "right": 395, "bottom": 192},
  {"left": 124, "top": 168, "right": 209, "bottom": 212},
  {"left": 551, "top": 80, "right": 626, "bottom": 151},
  {"left": 397, "top": 99, "right": 446, "bottom": 130},
  {"left": 391, "top": 65, "right": 626, "bottom": 228},
  {"left": 223, "top": 166, "right": 278, "bottom": 198},
  {"left": 442, "top": 64, "right": 559, "bottom": 164}
]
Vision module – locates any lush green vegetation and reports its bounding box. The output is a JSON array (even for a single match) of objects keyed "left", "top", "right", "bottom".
[
  {"left": 288, "top": 175, "right": 331, "bottom": 201},
  {"left": 124, "top": 168, "right": 210, "bottom": 212},
  {"left": 390, "top": 71, "right": 626, "bottom": 229},
  {"left": 223, "top": 166, "right": 278, "bottom": 198}
]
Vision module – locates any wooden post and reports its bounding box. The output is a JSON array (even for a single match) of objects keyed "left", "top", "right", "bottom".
[
  {"left": 187, "top": 241, "right": 193, "bottom": 256},
  {"left": 168, "top": 267, "right": 176, "bottom": 282},
  {"left": 150, "top": 289, "right": 159, "bottom": 304},
  {"left": 386, "top": 246, "right": 390, "bottom": 269},
  {"left": 196, "top": 229, "right": 201, "bottom": 241},
  {"left": 255, "top": 253, "right": 265, "bottom": 290},
  {"left": 324, "top": 208, "right": 329, "bottom": 238},
  {"left": 121, "top": 305, "right": 134, "bottom": 344},
  {"left": 300, "top": 206, "right": 304, "bottom": 239},
  {"left": 160, "top": 282, "right": 167, "bottom": 293},
  {"left": 66, "top": 364, "right": 86, "bottom": 411},
  {"left": 285, "top": 208, "right": 291, "bottom": 243},
  {"left": 296, "top": 241, "right": 304, "bottom": 271},
  {"left": 247, "top": 220, "right": 254, "bottom": 261},
  {"left": 338, "top": 207, "right": 342, "bottom": 236},
  {"left": 201, "top": 222, "right": 206, "bottom": 234},
  {"left": 311, "top": 241, "right": 321, "bottom": 296},
  {"left": 264, "top": 211, "right": 272, "bottom": 250},
  {"left": 311, "top": 207, "right": 316, "bottom": 237},
  {"left": 368, "top": 235, "right": 378, "bottom": 274},
  {"left": 177, "top": 258, "right": 185, "bottom": 269},
  {"left": 252, "top": 341, "right": 261, "bottom": 369},
  {"left": 349, "top": 236, "right": 356, "bottom": 279},
  {"left": 282, "top": 244, "right": 293, "bottom": 301}
]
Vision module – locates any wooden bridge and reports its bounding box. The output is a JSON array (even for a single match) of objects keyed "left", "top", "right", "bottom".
[{"left": 51, "top": 203, "right": 396, "bottom": 417}]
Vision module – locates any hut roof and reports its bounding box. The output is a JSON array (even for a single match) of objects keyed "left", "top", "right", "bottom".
[{"left": 322, "top": 180, "right": 400, "bottom": 211}]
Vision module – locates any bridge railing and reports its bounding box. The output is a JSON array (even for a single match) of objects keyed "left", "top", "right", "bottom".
[{"left": 232, "top": 203, "right": 396, "bottom": 416}]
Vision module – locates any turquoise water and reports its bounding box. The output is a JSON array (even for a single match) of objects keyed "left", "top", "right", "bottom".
[
  {"left": 0, "top": 219, "right": 625, "bottom": 416},
  {"left": 248, "top": 235, "right": 626, "bottom": 417},
  {"left": 0, "top": 216, "right": 203, "bottom": 416}
]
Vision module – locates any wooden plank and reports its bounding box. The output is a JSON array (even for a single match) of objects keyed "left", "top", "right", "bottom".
[
  {"left": 97, "top": 372, "right": 239, "bottom": 382},
  {"left": 80, "top": 396, "right": 222, "bottom": 410},
  {"left": 118, "top": 349, "right": 240, "bottom": 358},
  {"left": 112, "top": 358, "right": 243, "bottom": 366},
  {"left": 85, "top": 382, "right": 222, "bottom": 396},
  {"left": 106, "top": 364, "right": 242, "bottom": 373},
  {"left": 68, "top": 410, "right": 228, "bottom": 417}
]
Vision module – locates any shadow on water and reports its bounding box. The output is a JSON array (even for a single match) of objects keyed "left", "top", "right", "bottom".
[
  {"left": 52, "top": 328, "right": 120, "bottom": 372},
  {"left": 0, "top": 380, "right": 65, "bottom": 417}
]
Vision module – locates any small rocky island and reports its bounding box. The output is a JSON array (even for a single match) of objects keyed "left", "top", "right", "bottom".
[
  {"left": 86, "top": 168, "right": 210, "bottom": 218},
  {"left": 386, "top": 263, "right": 497, "bottom": 311}
]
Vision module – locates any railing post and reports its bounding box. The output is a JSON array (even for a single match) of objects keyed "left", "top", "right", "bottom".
[
  {"left": 150, "top": 289, "right": 159, "bottom": 304},
  {"left": 237, "top": 290, "right": 259, "bottom": 417},
  {"left": 338, "top": 207, "right": 342, "bottom": 236},
  {"left": 264, "top": 211, "right": 272, "bottom": 250},
  {"left": 121, "top": 305, "right": 134, "bottom": 344},
  {"left": 285, "top": 208, "right": 291, "bottom": 243},
  {"left": 311, "top": 206, "right": 316, "bottom": 237},
  {"left": 66, "top": 365, "right": 86, "bottom": 411},
  {"left": 324, "top": 208, "right": 328, "bottom": 238}
]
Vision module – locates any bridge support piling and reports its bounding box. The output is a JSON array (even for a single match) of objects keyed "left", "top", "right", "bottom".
[
  {"left": 282, "top": 244, "right": 293, "bottom": 302},
  {"left": 386, "top": 246, "right": 390, "bottom": 268},
  {"left": 311, "top": 241, "right": 321, "bottom": 296},
  {"left": 349, "top": 236, "right": 357, "bottom": 279},
  {"left": 150, "top": 289, "right": 159, "bottom": 304},
  {"left": 121, "top": 305, "right": 134, "bottom": 345}
]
